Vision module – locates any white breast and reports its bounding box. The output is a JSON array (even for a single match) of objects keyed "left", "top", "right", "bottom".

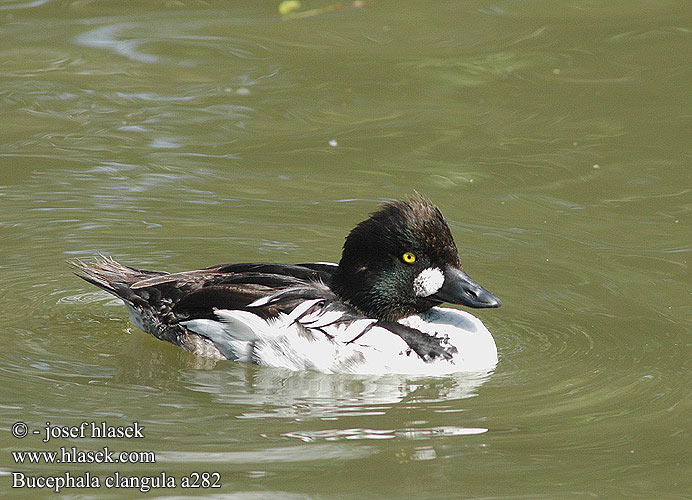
[{"left": 399, "top": 308, "right": 499, "bottom": 372}]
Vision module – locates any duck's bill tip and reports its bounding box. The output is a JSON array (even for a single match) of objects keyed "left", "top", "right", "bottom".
[{"left": 470, "top": 290, "right": 502, "bottom": 308}]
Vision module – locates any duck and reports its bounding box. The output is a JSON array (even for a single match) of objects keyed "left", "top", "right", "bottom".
[{"left": 72, "top": 196, "right": 501, "bottom": 375}]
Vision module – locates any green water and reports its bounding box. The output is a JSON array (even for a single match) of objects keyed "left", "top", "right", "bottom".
[{"left": 1, "top": 1, "right": 691, "bottom": 498}]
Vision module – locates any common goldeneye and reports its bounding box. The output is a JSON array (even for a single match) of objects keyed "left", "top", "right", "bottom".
[{"left": 72, "top": 197, "right": 501, "bottom": 375}]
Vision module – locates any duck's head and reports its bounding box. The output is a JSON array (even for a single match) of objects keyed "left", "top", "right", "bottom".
[{"left": 331, "top": 196, "right": 501, "bottom": 321}]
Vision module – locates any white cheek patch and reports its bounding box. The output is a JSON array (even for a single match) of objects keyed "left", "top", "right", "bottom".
[{"left": 413, "top": 267, "right": 445, "bottom": 297}]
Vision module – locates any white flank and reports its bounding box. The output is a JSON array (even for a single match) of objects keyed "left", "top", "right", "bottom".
[
  {"left": 284, "top": 298, "right": 323, "bottom": 324},
  {"left": 182, "top": 302, "right": 497, "bottom": 375}
]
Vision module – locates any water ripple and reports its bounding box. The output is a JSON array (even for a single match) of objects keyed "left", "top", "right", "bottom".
[
  {"left": 157, "top": 444, "right": 372, "bottom": 463},
  {"left": 0, "top": 0, "right": 53, "bottom": 11},
  {"left": 75, "top": 24, "right": 160, "bottom": 63}
]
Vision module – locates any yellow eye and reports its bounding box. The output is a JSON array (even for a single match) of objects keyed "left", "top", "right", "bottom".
[{"left": 402, "top": 252, "right": 416, "bottom": 264}]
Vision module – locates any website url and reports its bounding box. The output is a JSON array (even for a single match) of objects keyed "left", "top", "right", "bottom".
[{"left": 12, "top": 447, "right": 155, "bottom": 464}]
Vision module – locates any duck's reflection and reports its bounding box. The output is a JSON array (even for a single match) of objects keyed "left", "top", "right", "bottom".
[{"left": 182, "top": 362, "right": 495, "bottom": 421}]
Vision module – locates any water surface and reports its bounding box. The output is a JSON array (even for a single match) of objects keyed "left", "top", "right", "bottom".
[{"left": 1, "top": 1, "right": 691, "bottom": 498}]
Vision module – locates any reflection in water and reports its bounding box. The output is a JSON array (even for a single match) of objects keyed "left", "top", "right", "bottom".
[
  {"left": 183, "top": 364, "right": 494, "bottom": 420},
  {"left": 284, "top": 425, "right": 488, "bottom": 443}
]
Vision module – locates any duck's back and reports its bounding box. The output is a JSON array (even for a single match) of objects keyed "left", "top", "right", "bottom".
[{"left": 72, "top": 257, "right": 339, "bottom": 358}]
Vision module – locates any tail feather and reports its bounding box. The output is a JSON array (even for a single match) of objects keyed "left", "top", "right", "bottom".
[{"left": 70, "top": 256, "right": 165, "bottom": 304}]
